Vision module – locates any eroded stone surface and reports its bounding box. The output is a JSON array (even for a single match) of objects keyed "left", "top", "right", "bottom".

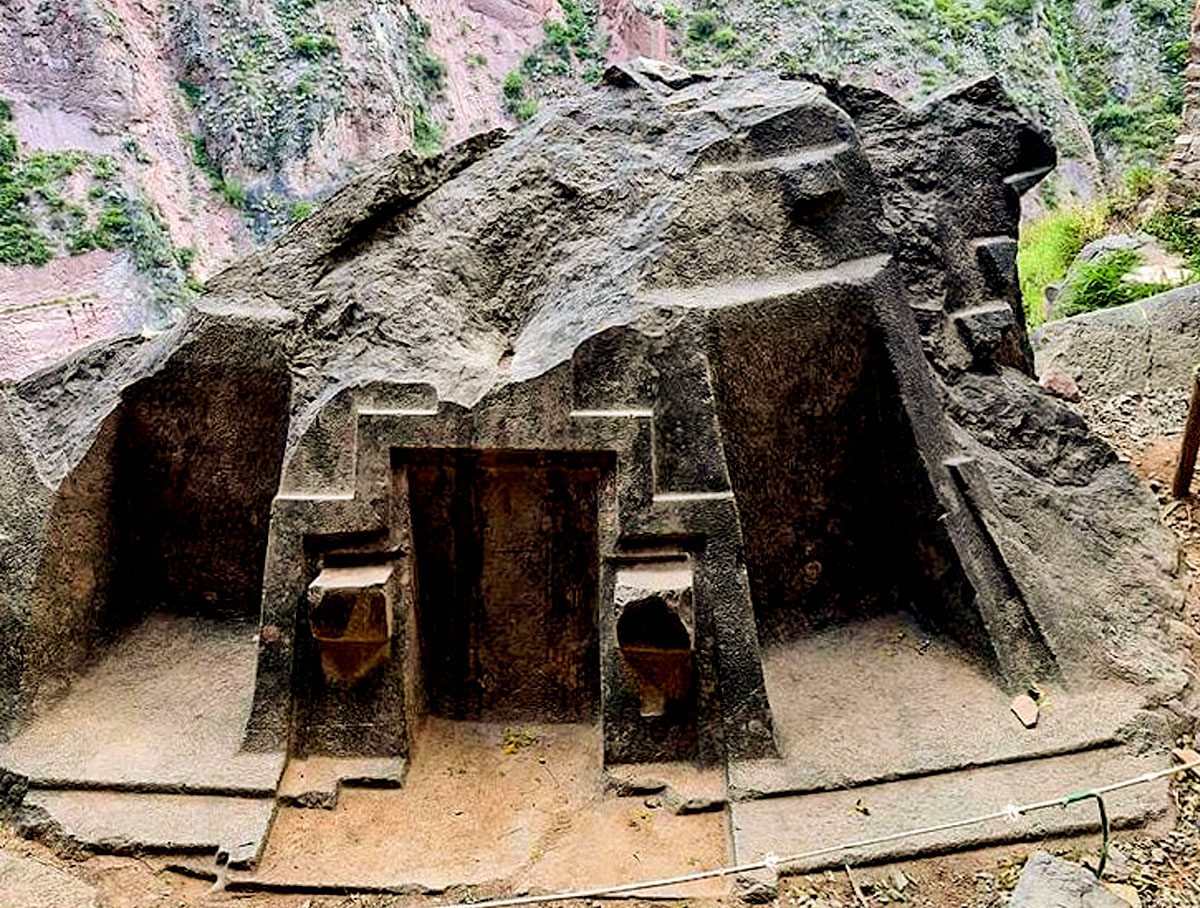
[
  {"left": 22, "top": 790, "right": 275, "bottom": 867},
  {"left": 1009, "top": 852, "right": 1131, "bottom": 908},
  {"left": 0, "top": 63, "right": 1191, "bottom": 881}
]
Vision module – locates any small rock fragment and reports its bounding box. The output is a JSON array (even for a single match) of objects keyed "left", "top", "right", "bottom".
[
  {"left": 1009, "top": 852, "right": 1129, "bottom": 908},
  {"left": 1040, "top": 366, "right": 1082, "bottom": 402},
  {"left": 1011, "top": 693, "right": 1039, "bottom": 728},
  {"left": 1103, "top": 844, "right": 1130, "bottom": 882}
]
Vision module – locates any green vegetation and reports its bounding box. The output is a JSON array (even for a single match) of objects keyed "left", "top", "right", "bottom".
[
  {"left": 177, "top": 78, "right": 205, "bottom": 107},
  {"left": 170, "top": 0, "right": 351, "bottom": 179},
  {"left": 687, "top": 10, "right": 719, "bottom": 42},
  {"left": 1145, "top": 207, "right": 1200, "bottom": 273},
  {"left": 1019, "top": 167, "right": 1200, "bottom": 327},
  {"left": 891, "top": 0, "right": 1032, "bottom": 45},
  {"left": 412, "top": 105, "right": 444, "bottom": 156},
  {"left": 190, "top": 133, "right": 247, "bottom": 209},
  {"left": 515, "top": 97, "right": 539, "bottom": 121},
  {"left": 501, "top": 726, "right": 539, "bottom": 754},
  {"left": 409, "top": 16, "right": 447, "bottom": 94},
  {"left": 680, "top": 9, "right": 748, "bottom": 66},
  {"left": 123, "top": 137, "right": 151, "bottom": 164},
  {"left": 751, "top": 0, "right": 1188, "bottom": 178},
  {"left": 503, "top": 70, "right": 526, "bottom": 103},
  {"left": 502, "top": 70, "right": 538, "bottom": 121},
  {"left": 540, "top": 0, "right": 604, "bottom": 65},
  {"left": 289, "top": 199, "right": 315, "bottom": 221},
  {"left": 662, "top": 2, "right": 682, "bottom": 27},
  {"left": 1018, "top": 204, "right": 1108, "bottom": 327},
  {"left": 712, "top": 26, "right": 738, "bottom": 49},
  {"left": 0, "top": 96, "right": 194, "bottom": 313},
  {"left": 1091, "top": 98, "right": 1182, "bottom": 164},
  {"left": 542, "top": 0, "right": 604, "bottom": 62},
  {"left": 467, "top": 52, "right": 487, "bottom": 68},
  {"left": 404, "top": 14, "right": 447, "bottom": 157},
  {"left": 291, "top": 32, "right": 338, "bottom": 58},
  {"left": 501, "top": 0, "right": 606, "bottom": 120},
  {"left": 1042, "top": 0, "right": 1188, "bottom": 167},
  {"left": 1054, "top": 249, "right": 1170, "bottom": 318},
  {"left": 0, "top": 224, "right": 52, "bottom": 267},
  {"left": 0, "top": 101, "right": 68, "bottom": 266}
]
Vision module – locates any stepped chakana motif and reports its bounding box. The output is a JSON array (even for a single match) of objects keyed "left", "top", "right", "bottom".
[{"left": 0, "top": 61, "right": 1194, "bottom": 892}]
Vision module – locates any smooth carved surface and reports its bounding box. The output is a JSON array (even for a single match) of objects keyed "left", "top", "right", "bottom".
[
  {"left": 406, "top": 451, "right": 603, "bottom": 722},
  {"left": 730, "top": 748, "right": 1169, "bottom": 874},
  {"left": 0, "top": 614, "right": 282, "bottom": 794}
]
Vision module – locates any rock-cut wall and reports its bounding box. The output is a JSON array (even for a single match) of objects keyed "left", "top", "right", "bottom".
[{"left": 0, "top": 64, "right": 1193, "bottom": 757}]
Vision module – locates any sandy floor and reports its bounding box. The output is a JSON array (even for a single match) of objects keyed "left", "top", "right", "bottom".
[{"left": 246, "top": 719, "right": 727, "bottom": 899}]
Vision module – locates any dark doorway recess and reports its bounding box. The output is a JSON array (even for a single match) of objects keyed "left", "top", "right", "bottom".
[
  {"left": 111, "top": 361, "right": 291, "bottom": 623},
  {"left": 400, "top": 449, "right": 609, "bottom": 722}
]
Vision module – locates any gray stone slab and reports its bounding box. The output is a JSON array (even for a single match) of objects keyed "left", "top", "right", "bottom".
[
  {"left": 277, "top": 756, "right": 407, "bottom": 808},
  {"left": 1032, "top": 284, "right": 1200, "bottom": 400},
  {"left": 604, "top": 761, "right": 726, "bottom": 814},
  {"left": 729, "top": 614, "right": 1145, "bottom": 799},
  {"left": 730, "top": 747, "right": 1170, "bottom": 874},
  {"left": 0, "top": 851, "right": 99, "bottom": 908},
  {"left": 26, "top": 790, "right": 275, "bottom": 867},
  {"left": 1009, "top": 852, "right": 1129, "bottom": 908},
  {"left": 0, "top": 614, "right": 284, "bottom": 795}
]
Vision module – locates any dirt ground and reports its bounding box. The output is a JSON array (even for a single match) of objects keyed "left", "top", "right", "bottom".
[{"left": 5, "top": 398, "right": 1200, "bottom": 908}]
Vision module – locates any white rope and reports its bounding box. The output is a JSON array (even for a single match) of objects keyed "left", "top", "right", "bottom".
[{"left": 428, "top": 756, "right": 1200, "bottom": 908}]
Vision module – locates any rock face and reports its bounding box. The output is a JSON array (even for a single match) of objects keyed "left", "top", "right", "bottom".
[
  {"left": 0, "top": 252, "right": 148, "bottom": 381},
  {"left": 1032, "top": 282, "right": 1200, "bottom": 457},
  {"left": 1170, "top": 1, "right": 1200, "bottom": 205},
  {"left": 0, "top": 65, "right": 1193, "bottom": 772},
  {"left": 0, "top": 0, "right": 1188, "bottom": 391}
]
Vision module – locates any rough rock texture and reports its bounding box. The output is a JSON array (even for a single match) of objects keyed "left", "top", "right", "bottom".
[
  {"left": 1035, "top": 284, "right": 1200, "bottom": 401},
  {"left": 0, "top": 252, "right": 150, "bottom": 381},
  {"left": 1008, "top": 852, "right": 1131, "bottom": 908},
  {"left": 1169, "top": 0, "right": 1200, "bottom": 206},
  {"left": 0, "top": 65, "right": 1193, "bottom": 781},
  {"left": 0, "top": 0, "right": 1188, "bottom": 393},
  {"left": 833, "top": 77, "right": 1192, "bottom": 702},
  {"left": 1032, "top": 283, "right": 1200, "bottom": 464}
]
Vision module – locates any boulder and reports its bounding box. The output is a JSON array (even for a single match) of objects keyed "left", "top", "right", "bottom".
[
  {"left": 1008, "top": 852, "right": 1130, "bottom": 908},
  {"left": 1033, "top": 283, "right": 1200, "bottom": 401}
]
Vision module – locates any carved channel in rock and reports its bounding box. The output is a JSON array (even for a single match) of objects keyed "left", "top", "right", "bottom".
[{"left": 615, "top": 562, "right": 694, "bottom": 718}]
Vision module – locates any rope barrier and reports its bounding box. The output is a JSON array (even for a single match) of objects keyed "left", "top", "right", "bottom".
[{"left": 429, "top": 756, "right": 1200, "bottom": 908}]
